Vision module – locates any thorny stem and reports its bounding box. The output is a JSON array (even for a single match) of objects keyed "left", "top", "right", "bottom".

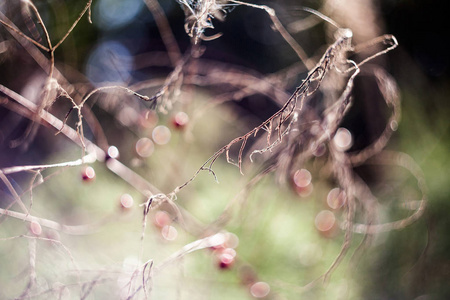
[{"left": 171, "top": 24, "right": 356, "bottom": 195}]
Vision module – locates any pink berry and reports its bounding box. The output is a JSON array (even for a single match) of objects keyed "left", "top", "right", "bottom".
[
  {"left": 105, "top": 145, "right": 120, "bottom": 161},
  {"left": 250, "top": 281, "right": 270, "bottom": 298},
  {"left": 81, "top": 166, "right": 95, "bottom": 182},
  {"left": 216, "top": 248, "right": 236, "bottom": 269},
  {"left": 138, "top": 110, "right": 159, "bottom": 129},
  {"left": 171, "top": 112, "right": 189, "bottom": 130},
  {"left": 161, "top": 225, "right": 178, "bottom": 241},
  {"left": 154, "top": 211, "right": 172, "bottom": 228},
  {"left": 29, "top": 221, "right": 42, "bottom": 236},
  {"left": 293, "top": 169, "right": 311, "bottom": 188},
  {"left": 119, "top": 194, "right": 134, "bottom": 211},
  {"left": 315, "top": 210, "right": 338, "bottom": 238}
]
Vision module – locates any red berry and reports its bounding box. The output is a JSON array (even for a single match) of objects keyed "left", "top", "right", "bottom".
[
  {"left": 105, "top": 145, "right": 120, "bottom": 161},
  {"left": 81, "top": 166, "right": 95, "bottom": 182},
  {"left": 315, "top": 210, "right": 338, "bottom": 238},
  {"left": 209, "top": 232, "right": 239, "bottom": 251},
  {"left": 135, "top": 138, "right": 154, "bottom": 158},
  {"left": 292, "top": 169, "right": 314, "bottom": 198},
  {"left": 295, "top": 182, "right": 314, "bottom": 198},
  {"left": 293, "top": 169, "right": 311, "bottom": 188},
  {"left": 333, "top": 127, "right": 353, "bottom": 151},
  {"left": 171, "top": 112, "right": 189, "bottom": 130},
  {"left": 119, "top": 194, "right": 134, "bottom": 211},
  {"left": 216, "top": 248, "right": 236, "bottom": 269},
  {"left": 154, "top": 211, "right": 172, "bottom": 228},
  {"left": 326, "top": 188, "right": 346, "bottom": 210},
  {"left": 152, "top": 125, "right": 171, "bottom": 145},
  {"left": 138, "top": 110, "right": 159, "bottom": 129},
  {"left": 29, "top": 221, "right": 42, "bottom": 236},
  {"left": 250, "top": 281, "right": 270, "bottom": 298},
  {"left": 161, "top": 225, "right": 178, "bottom": 241}
]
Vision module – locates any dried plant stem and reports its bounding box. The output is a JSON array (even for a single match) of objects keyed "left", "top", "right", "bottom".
[
  {"left": 172, "top": 26, "right": 355, "bottom": 194},
  {"left": 0, "top": 84, "right": 157, "bottom": 196},
  {"left": 1, "top": 153, "right": 96, "bottom": 175},
  {"left": 0, "top": 84, "right": 203, "bottom": 235},
  {"left": 127, "top": 233, "right": 228, "bottom": 299},
  {"left": 0, "top": 17, "right": 49, "bottom": 51}
]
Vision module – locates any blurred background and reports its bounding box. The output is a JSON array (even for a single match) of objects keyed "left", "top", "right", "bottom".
[{"left": 0, "top": 0, "right": 449, "bottom": 299}]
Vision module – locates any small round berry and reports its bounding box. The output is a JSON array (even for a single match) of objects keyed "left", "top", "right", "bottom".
[
  {"left": 106, "top": 145, "right": 120, "bottom": 160},
  {"left": 295, "top": 182, "right": 314, "bottom": 198},
  {"left": 135, "top": 138, "right": 154, "bottom": 158},
  {"left": 81, "top": 166, "right": 95, "bottom": 182},
  {"left": 161, "top": 225, "right": 178, "bottom": 241},
  {"left": 171, "top": 112, "right": 189, "bottom": 130},
  {"left": 223, "top": 232, "right": 239, "bottom": 249},
  {"left": 390, "top": 120, "right": 398, "bottom": 131},
  {"left": 208, "top": 232, "right": 227, "bottom": 250},
  {"left": 250, "top": 281, "right": 270, "bottom": 298},
  {"left": 152, "top": 125, "right": 171, "bottom": 145},
  {"left": 139, "top": 110, "right": 159, "bottom": 129},
  {"left": 210, "top": 232, "right": 239, "bottom": 250},
  {"left": 119, "top": 193, "right": 134, "bottom": 210},
  {"left": 333, "top": 128, "right": 353, "bottom": 151},
  {"left": 29, "top": 221, "right": 42, "bottom": 236},
  {"left": 293, "top": 169, "right": 312, "bottom": 188},
  {"left": 326, "top": 188, "right": 346, "bottom": 210},
  {"left": 315, "top": 210, "right": 338, "bottom": 237},
  {"left": 216, "top": 248, "right": 236, "bottom": 269},
  {"left": 154, "top": 211, "right": 172, "bottom": 228}
]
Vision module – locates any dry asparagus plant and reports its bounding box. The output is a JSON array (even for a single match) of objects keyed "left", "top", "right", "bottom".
[{"left": 0, "top": 0, "right": 426, "bottom": 299}]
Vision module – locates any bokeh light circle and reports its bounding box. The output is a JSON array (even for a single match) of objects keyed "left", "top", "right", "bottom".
[
  {"left": 327, "top": 188, "right": 346, "bottom": 210},
  {"left": 107, "top": 145, "right": 119, "bottom": 159},
  {"left": 293, "top": 169, "right": 312, "bottom": 188},
  {"left": 333, "top": 127, "right": 353, "bottom": 151},
  {"left": 85, "top": 41, "right": 132, "bottom": 86},
  {"left": 94, "top": 0, "right": 144, "bottom": 30},
  {"left": 315, "top": 210, "right": 336, "bottom": 232},
  {"left": 161, "top": 225, "right": 178, "bottom": 241},
  {"left": 152, "top": 125, "right": 171, "bottom": 145},
  {"left": 120, "top": 193, "right": 134, "bottom": 209},
  {"left": 250, "top": 282, "right": 270, "bottom": 298},
  {"left": 136, "top": 137, "right": 154, "bottom": 158}
]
